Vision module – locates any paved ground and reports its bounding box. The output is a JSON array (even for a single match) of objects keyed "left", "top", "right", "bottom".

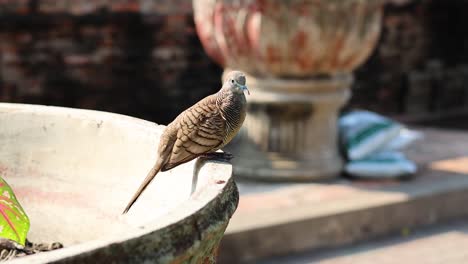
[
  {"left": 259, "top": 220, "right": 468, "bottom": 264},
  {"left": 219, "top": 128, "right": 468, "bottom": 263}
]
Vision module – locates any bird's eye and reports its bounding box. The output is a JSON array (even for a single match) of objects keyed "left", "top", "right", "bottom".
[{"left": 231, "top": 79, "right": 235, "bottom": 84}]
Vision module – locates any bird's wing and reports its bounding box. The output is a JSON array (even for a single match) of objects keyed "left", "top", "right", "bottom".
[{"left": 161, "top": 97, "right": 226, "bottom": 171}]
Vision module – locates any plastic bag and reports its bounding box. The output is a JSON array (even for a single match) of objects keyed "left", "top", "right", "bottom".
[
  {"left": 382, "top": 128, "right": 424, "bottom": 151},
  {"left": 339, "top": 110, "right": 403, "bottom": 161},
  {"left": 344, "top": 151, "right": 417, "bottom": 179},
  {"left": 339, "top": 110, "right": 422, "bottom": 179}
]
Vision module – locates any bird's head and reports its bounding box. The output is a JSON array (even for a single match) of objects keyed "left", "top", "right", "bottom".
[{"left": 223, "top": 71, "right": 249, "bottom": 95}]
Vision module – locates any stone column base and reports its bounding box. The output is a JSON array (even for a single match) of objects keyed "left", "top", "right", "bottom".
[{"left": 224, "top": 72, "right": 352, "bottom": 181}]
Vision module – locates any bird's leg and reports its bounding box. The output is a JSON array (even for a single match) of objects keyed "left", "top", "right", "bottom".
[
  {"left": 200, "top": 152, "right": 234, "bottom": 162},
  {"left": 192, "top": 152, "right": 232, "bottom": 194}
]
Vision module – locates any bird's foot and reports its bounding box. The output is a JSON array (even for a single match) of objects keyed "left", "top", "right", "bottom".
[{"left": 200, "top": 152, "right": 234, "bottom": 162}]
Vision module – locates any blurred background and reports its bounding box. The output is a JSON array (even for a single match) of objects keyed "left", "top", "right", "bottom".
[
  {"left": 2, "top": 0, "right": 468, "bottom": 263},
  {"left": 0, "top": 0, "right": 466, "bottom": 124}
]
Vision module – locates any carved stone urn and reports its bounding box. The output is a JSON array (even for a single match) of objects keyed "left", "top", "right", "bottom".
[{"left": 193, "top": 0, "right": 384, "bottom": 181}]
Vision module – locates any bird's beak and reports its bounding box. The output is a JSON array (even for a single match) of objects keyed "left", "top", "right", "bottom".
[{"left": 240, "top": 85, "right": 250, "bottom": 95}]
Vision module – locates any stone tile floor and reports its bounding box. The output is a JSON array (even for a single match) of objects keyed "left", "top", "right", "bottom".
[
  {"left": 259, "top": 220, "right": 468, "bottom": 264},
  {"left": 231, "top": 128, "right": 468, "bottom": 230},
  {"left": 219, "top": 127, "right": 468, "bottom": 263}
]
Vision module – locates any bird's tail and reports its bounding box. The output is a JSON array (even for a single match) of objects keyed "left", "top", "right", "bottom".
[{"left": 122, "top": 159, "right": 164, "bottom": 214}]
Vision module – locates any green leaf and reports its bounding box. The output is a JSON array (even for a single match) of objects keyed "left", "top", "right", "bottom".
[{"left": 0, "top": 177, "right": 30, "bottom": 246}]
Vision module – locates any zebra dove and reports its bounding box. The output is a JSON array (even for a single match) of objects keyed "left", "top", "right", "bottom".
[{"left": 122, "top": 71, "right": 249, "bottom": 214}]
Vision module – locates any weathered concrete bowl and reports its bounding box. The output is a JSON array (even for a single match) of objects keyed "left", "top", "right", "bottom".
[{"left": 0, "top": 103, "right": 238, "bottom": 263}]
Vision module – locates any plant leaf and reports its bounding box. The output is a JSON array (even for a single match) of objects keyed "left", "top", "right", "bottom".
[{"left": 0, "top": 177, "right": 30, "bottom": 246}]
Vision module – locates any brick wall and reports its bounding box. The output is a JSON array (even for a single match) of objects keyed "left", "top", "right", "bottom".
[
  {"left": 0, "top": 0, "right": 221, "bottom": 124},
  {"left": 0, "top": 0, "right": 467, "bottom": 124},
  {"left": 351, "top": 0, "right": 468, "bottom": 116}
]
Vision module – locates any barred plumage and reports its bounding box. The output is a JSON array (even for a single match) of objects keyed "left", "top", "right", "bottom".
[{"left": 123, "top": 71, "right": 248, "bottom": 214}]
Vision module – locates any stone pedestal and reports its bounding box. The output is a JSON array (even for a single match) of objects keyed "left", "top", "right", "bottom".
[
  {"left": 193, "top": 0, "right": 384, "bottom": 181},
  {"left": 225, "top": 73, "right": 352, "bottom": 180}
]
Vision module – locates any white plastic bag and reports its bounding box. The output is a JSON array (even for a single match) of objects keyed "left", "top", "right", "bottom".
[
  {"left": 339, "top": 110, "right": 402, "bottom": 160},
  {"left": 382, "top": 128, "right": 424, "bottom": 151},
  {"left": 345, "top": 151, "right": 417, "bottom": 179},
  {"left": 339, "top": 110, "right": 422, "bottom": 179}
]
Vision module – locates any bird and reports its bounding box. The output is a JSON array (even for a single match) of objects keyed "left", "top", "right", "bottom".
[{"left": 122, "top": 71, "right": 249, "bottom": 214}]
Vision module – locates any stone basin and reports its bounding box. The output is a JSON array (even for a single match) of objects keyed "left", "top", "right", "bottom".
[{"left": 0, "top": 103, "right": 238, "bottom": 263}]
